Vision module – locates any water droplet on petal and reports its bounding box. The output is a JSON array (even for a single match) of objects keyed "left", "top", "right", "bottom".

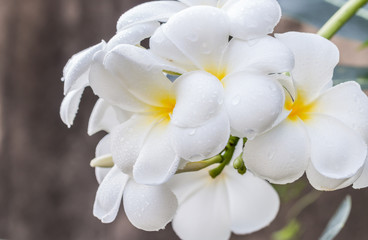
[
  {"left": 186, "top": 33, "right": 198, "bottom": 42},
  {"left": 188, "top": 129, "right": 196, "bottom": 136},
  {"left": 231, "top": 95, "right": 241, "bottom": 105}
]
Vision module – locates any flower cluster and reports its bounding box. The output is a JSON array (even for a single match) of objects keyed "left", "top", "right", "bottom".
[{"left": 60, "top": 0, "right": 368, "bottom": 239}]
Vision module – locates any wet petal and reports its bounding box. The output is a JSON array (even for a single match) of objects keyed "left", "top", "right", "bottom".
[
  {"left": 63, "top": 41, "right": 105, "bottom": 94},
  {"left": 95, "top": 167, "right": 111, "bottom": 185},
  {"left": 305, "top": 114, "right": 366, "bottom": 179},
  {"left": 117, "top": 1, "right": 186, "bottom": 31},
  {"left": 306, "top": 163, "right": 361, "bottom": 191},
  {"left": 93, "top": 166, "right": 129, "bottom": 223},
  {"left": 224, "top": 36, "right": 294, "bottom": 75},
  {"left": 88, "top": 99, "right": 131, "bottom": 135},
  {"left": 222, "top": 0, "right": 281, "bottom": 40},
  {"left": 223, "top": 72, "right": 285, "bottom": 138},
  {"left": 133, "top": 123, "right": 180, "bottom": 185},
  {"left": 171, "top": 109, "right": 230, "bottom": 162},
  {"left": 106, "top": 22, "right": 160, "bottom": 52},
  {"left": 172, "top": 176, "right": 231, "bottom": 240},
  {"left": 224, "top": 170, "right": 279, "bottom": 234},
  {"left": 111, "top": 114, "right": 156, "bottom": 174},
  {"left": 313, "top": 81, "right": 368, "bottom": 143},
  {"left": 161, "top": 6, "right": 230, "bottom": 70},
  {"left": 276, "top": 32, "right": 339, "bottom": 102},
  {"left": 123, "top": 181, "right": 178, "bottom": 231},
  {"left": 171, "top": 71, "right": 225, "bottom": 127},
  {"left": 104, "top": 44, "right": 180, "bottom": 107},
  {"left": 243, "top": 119, "right": 309, "bottom": 184},
  {"left": 60, "top": 87, "right": 86, "bottom": 127},
  {"left": 353, "top": 160, "right": 368, "bottom": 189},
  {"left": 179, "top": 0, "right": 218, "bottom": 6},
  {"left": 89, "top": 63, "right": 149, "bottom": 112}
]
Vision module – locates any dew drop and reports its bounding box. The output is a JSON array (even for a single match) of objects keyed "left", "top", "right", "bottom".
[
  {"left": 188, "top": 129, "right": 196, "bottom": 136},
  {"left": 186, "top": 33, "right": 198, "bottom": 42}
]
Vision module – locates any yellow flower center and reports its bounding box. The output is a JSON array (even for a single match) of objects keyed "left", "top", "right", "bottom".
[
  {"left": 285, "top": 91, "right": 316, "bottom": 122},
  {"left": 149, "top": 96, "right": 176, "bottom": 125}
]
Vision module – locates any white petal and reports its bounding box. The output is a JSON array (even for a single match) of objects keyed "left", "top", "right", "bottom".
[
  {"left": 179, "top": 0, "right": 217, "bottom": 6},
  {"left": 305, "top": 114, "right": 366, "bottom": 179},
  {"left": 123, "top": 181, "right": 178, "bottom": 231},
  {"left": 313, "top": 81, "right": 368, "bottom": 143},
  {"left": 95, "top": 134, "right": 111, "bottom": 157},
  {"left": 89, "top": 63, "right": 149, "bottom": 112},
  {"left": 223, "top": 72, "right": 285, "bottom": 138},
  {"left": 171, "top": 71, "right": 225, "bottom": 128},
  {"left": 60, "top": 86, "right": 86, "bottom": 127},
  {"left": 63, "top": 41, "right": 105, "bottom": 94},
  {"left": 88, "top": 99, "right": 131, "bottom": 135},
  {"left": 306, "top": 163, "right": 360, "bottom": 191},
  {"left": 243, "top": 119, "right": 309, "bottom": 184},
  {"left": 276, "top": 32, "right": 339, "bottom": 102},
  {"left": 353, "top": 159, "right": 368, "bottom": 189},
  {"left": 95, "top": 167, "right": 111, "bottom": 185},
  {"left": 222, "top": 0, "right": 281, "bottom": 40},
  {"left": 111, "top": 114, "right": 156, "bottom": 174},
  {"left": 133, "top": 123, "right": 180, "bottom": 185},
  {"left": 117, "top": 1, "right": 186, "bottom": 31},
  {"left": 93, "top": 166, "right": 129, "bottom": 223},
  {"left": 106, "top": 22, "right": 160, "bottom": 52},
  {"left": 161, "top": 6, "right": 230, "bottom": 70},
  {"left": 171, "top": 109, "right": 230, "bottom": 162},
  {"left": 104, "top": 44, "right": 178, "bottom": 107},
  {"left": 150, "top": 27, "right": 198, "bottom": 72},
  {"left": 223, "top": 36, "right": 294, "bottom": 75},
  {"left": 172, "top": 176, "right": 231, "bottom": 240},
  {"left": 224, "top": 170, "right": 279, "bottom": 234}
]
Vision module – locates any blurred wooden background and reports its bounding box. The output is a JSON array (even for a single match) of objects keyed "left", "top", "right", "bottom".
[{"left": 0, "top": 0, "right": 368, "bottom": 239}]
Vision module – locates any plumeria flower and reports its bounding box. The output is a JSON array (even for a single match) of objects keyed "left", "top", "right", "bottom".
[
  {"left": 60, "top": 22, "right": 160, "bottom": 127},
  {"left": 167, "top": 139, "right": 280, "bottom": 240},
  {"left": 93, "top": 134, "right": 178, "bottom": 231},
  {"left": 148, "top": 6, "right": 294, "bottom": 138},
  {"left": 117, "top": 0, "right": 281, "bottom": 41},
  {"left": 243, "top": 32, "right": 368, "bottom": 188},
  {"left": 89, "top": 43, "right": 230, "bottom": 184}
]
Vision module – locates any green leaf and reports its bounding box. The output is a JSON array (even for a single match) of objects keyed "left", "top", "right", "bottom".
[
  {"left": 333, "top": 65, "right": 368, "bottom": 89},
  {"left": 319, "top": 195, "right": 352, "bottom": 240},
  {"left": 279, "top": 0, "right": 368, "bottom": 42}
]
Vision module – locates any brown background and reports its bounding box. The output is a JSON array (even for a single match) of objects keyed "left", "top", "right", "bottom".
[{"left": 0, "top": 0, "right": 368, "bottom": 239}]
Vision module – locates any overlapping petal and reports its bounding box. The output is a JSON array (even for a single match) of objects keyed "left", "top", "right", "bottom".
[
  {"left": 93, "top": 166, "right": 129, "bottom": 223},
  {"left": 111, "top": 114, "right": 157, "bottom": 174},
  {"left": 133, "top": 123, "right": 180, "bottom": 185},
  {"left": 312, "top": 81, "right": 368, "bottom": 142},
  {"left": 276, "top": 32, "right": 339, "bottom": 102},
  {"left": 223, "top": 72, "right": 285, "bottom": 138},
  {"left": 159, "top": 6, "right": 230, "bottom": 70},
  {"left": 172, "top": 177, "right": 232, "bottom": 240},
  {"left": 243, "top": 119, "right": 309, "bottom": 184},
  {"left": 223, "top": 36, "right": 294, "bottom": 75},
  {"left": 225, "top": 170, "right": 279, "bottom": 234},
  {"left": 305, "top": 114, "right": 366, "bottom": 179},
  {"left": 103, "top": 44, "right": 180, "bottom": 107},
  {"left": 88, "top": 99, "right": 131, "bottom": 135},
  {"left": 171, "top": 71, "right": 225, "bottom": 127},
  {"left": 222, "top": 0, "right": 281, "bottom": 40},
  {"left": 89, "top": 63, "right": 150, "bottom": 112},
  {"left": 60, "top": 87, "right": 86, "bottom": 127},
  {"left": 117, "top": 1, "right": 187, "bottom": 31},
  {"left": 123, "top": 180, "right": 178, "bottom": 231},
  {"left": 353, "top": 160, "right": 368, "bottom": 189},
  {"left": 171, "top": 109, "right": 230, "bottom": 162}
]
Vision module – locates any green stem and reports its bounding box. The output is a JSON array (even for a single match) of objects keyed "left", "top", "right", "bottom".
[
  {"left": 318, "top": 0, "right": 368, "bottom": 39},
  {"left": 209, "top": 136, "right": 239, "bottom": 178}
]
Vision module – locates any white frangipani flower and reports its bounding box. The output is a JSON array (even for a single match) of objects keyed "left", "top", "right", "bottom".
[
  {"left": 89, "top": 43, "right": 230, "bottom": 185},
  {"left": 167, "top": 140, "right": 280, "bottom": 240},
  {"left": 60, "top": 22, "right": 159, "bottom": 127},
  {"left": 149, "top": 6, "right": 294, "bottom": 138},
  {"left": 117, "top": 0, "right": 281, "bottom": 40},
  {"left": 93, "top": 135, "right": 178, "bottom": 231},
  {"left": 243, "top": 32, "right": 368, "bottom": 187}
]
